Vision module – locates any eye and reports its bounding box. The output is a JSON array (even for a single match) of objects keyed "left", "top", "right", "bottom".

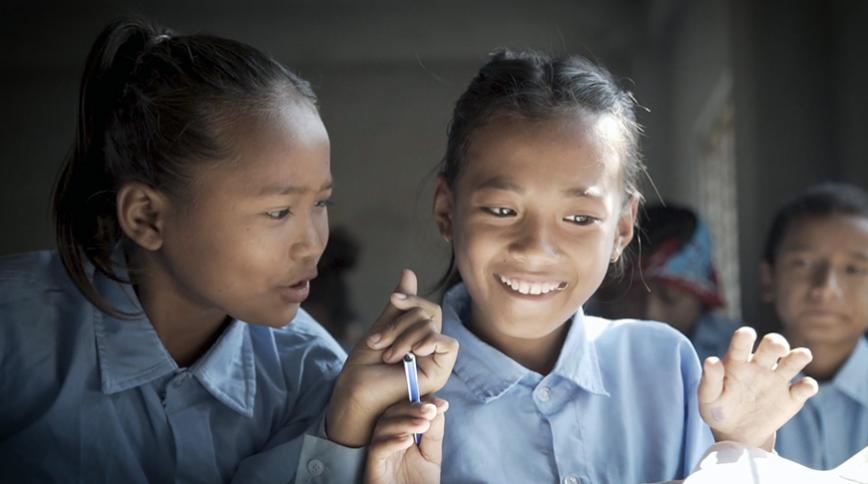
[
  {"left": 266, "top": 208, "right": 292, "bottom": 220},
  {"left": 786, "top": 256, "right": 812, "bottom": 270},
  {"left": 315, "top": 198, "right": 334, "bottom": 209},
  {"left": 482, "top": 207, "right": 516, "bottom": 217},
  {"left": 845, "top": 264, "right": 868, "bottom": 276},
  {"left": 563, "top": 214, "right": 597, "bottom": 226}
]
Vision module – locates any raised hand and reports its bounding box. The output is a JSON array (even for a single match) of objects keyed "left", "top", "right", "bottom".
[
  {"left": 698, "top": 327, "right": 819, "bottom": 450},
  {"left": 326, "top": 269, "right": 458, "bottom": 447},
  {"left": 364, "top": 397, "right": 448, "bottom": 484}
]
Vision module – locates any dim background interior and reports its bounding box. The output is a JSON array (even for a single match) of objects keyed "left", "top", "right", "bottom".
[{"left": 1, "top": 0, "right": 866, "bottom": 335}]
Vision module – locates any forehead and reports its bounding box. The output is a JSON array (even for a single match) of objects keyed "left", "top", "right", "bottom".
[
  {"left": 779, "top": 214, "right": 868, "bottom": 253},
  {"left": 193, "top": 101, "right": 331, "bottom": 196},
  {"left": 459, "top": 114, "right": 624, "bottom": 193}
]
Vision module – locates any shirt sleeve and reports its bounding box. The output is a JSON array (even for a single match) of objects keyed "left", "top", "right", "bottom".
[
  {"left": 294, "top": 414, "right": 366, "bottom": 484},
  {"left": 231, "top": 318, "right": 366, "bottom": 484},
  {"left": 229, "top": 412, "right": 365, "bottom": 484}
]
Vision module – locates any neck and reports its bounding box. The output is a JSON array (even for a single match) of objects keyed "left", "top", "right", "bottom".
[
  {"left": 468, "top": 306, "right": 570, "bottom": 375},
  {"left": 126, "top": 248, "right": 230, "bottom": 367},
  {"left": 788, "top": 332, "right": 858, "bottom": 382}
]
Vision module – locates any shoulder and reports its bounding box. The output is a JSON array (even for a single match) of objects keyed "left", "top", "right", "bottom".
[
  {"left": 0, "top": 250, "right": 87, "bottom": 327},
  {"left": 0, "top": 250, "right": 71, "bottom": 293},
  {"left": 585, "top": 315, "right": 701, "bottom": 378},
  {"left": 586, "top": 315, "right": 693, "bottom": 350}
]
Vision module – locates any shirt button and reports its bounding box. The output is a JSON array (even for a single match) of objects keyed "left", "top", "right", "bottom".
[
  {"left": 563, "top": 475, "right": 581, "bottom": 484},
  {"left": 307, "top": 459, "right": 325, "bottom": 477},
  {"left": 537, "top": 386, "right": 552, "bottom": 402}
]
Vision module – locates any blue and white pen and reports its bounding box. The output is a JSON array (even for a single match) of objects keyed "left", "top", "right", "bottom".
[{"left": 403, "top": 352, "right": 422, "bottom": 444}]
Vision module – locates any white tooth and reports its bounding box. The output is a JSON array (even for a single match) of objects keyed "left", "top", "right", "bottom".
[
  {"left": 530, "top": 283, "right": 542, "bottom": 295},
  {"left": 518, "top": 281, "right": 530, "bottom": 294}
]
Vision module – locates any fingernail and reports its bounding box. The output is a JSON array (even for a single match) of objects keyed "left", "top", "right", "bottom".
[
  {"left": 367, "top": 333, "right": 381, "bottom": 347},
  {"left": 384, "top": 349, "right": 393, "bottom": 361},
  {"left": 393, "top": 293, "right": 407, "bottom": 300},
  {"left": 422, "top": 403, "right": 436, "bottom": 414}
]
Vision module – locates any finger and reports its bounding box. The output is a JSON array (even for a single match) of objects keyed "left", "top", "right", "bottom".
[
  {"left": 388, "top": 294, "right": 443, "bottom": 329},
  {"left": 383, "top": 318, "right": 440, "bottom": 363},
  {"left": 397, "top": 268, "right": 418, "bottom": 296},
  {"left": 775, "top": 347, "right": 813, "bottom": 381},
  {"left": 367, "top": 269, "right": 420, "bottom": 338},
  {"left": 789, "top": 376, "right": 819, "bottom": 403},
  {"left": 698, "top": 356, "right": 725, "bottom": 405},
  {"left": 724, "top": 326, "right": 757, "bottom": 364},
  {"left": 368, "top": 295, "right": 443, "bottom": 351},
  {"left": 752, "top": 333, "right": 790, "bottom": 368},
  {"left": 418, "top": 398, "right": 448, "bottom": 465},
  {"left": 372, "top": 413, "right": 433, "bottom": 438},
  {"left": 381, "top": 400, "right": 438, "bottom": 419},
  {"left": 411, "top": 332, "right": 460, "bottom": 359},
  {"left": 367, "top": 433, "right": 415, "bottom": 464},
  {"left": 368, "top": 306, "right": 433, "bottom": 353}
]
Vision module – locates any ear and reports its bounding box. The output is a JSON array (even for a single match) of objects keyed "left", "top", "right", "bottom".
[
  {"left": 760, "top": 262, "right": 775, "bottom": 303},
  {"left": 612, "top": 196, "right": 639, "bottom": 261},
  {"left": 432, "top": 176, "right": 455, "bottom": 242},
  {"left": 116, "top": 182, "right": 169, "bottom": 251}
]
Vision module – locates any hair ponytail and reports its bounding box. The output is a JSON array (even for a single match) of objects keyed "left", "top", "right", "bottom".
[{"left": 53, "top": 19, "right": 165, "bottom": 317}]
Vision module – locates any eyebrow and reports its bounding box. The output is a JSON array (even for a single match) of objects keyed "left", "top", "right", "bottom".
[
  {"left": 257, "top": 181, "right": 333, "bottom": 196},
  {"left": 782, "top": 245, "right": 868, "bottom": 261},
  {"left": 475, "top": 176, "right": 603, "bottom": 199}
]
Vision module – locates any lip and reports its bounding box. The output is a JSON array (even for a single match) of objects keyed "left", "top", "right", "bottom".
[
  {"left": 278, "top": 271, "right": 317, "bottom": 304},
  {"left": 493, "top": 272, "right": 568, "bottom": 299},
  {"left": 799, "top": 309, "right": 846, "bottom": 321},
  {"left": 278, "top": 280, "right": 311, "bottom": 304}
]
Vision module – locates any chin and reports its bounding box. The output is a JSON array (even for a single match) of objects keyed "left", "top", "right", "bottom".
[{"left": 235, "top": 305, "right": 300, "bottom": 328}]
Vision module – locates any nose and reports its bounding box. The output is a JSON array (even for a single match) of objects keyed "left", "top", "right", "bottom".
[
  {"left": 507, "top": 213, "right": 560, "bottom": 263},
  {"left": 809, "top": 261, "right": 843, "bottom": 301},
  {"left": 291, "top": 212, "right": 328, "bottom": 262}
]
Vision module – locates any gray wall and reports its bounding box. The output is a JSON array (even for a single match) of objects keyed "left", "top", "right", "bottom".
[
  {"left": 1, "top": 0, "right": 864, "bottom": 331},
  {"left": 0, "top": 1, "right": 640, "bottom": 325}
]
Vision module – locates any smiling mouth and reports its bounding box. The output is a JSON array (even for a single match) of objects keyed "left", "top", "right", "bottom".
[{"left": 496, "top": 274, "right": 568, "bottom": 296}]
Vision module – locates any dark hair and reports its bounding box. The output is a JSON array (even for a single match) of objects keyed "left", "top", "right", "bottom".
[
  {"left": 638, "top": 204, "right": 698, "bottom": 256},
  {"left": 763, "top": 182, "right": 868, "bottom": 265},
  {"left": 52, "top": 18, "right": 318, "bottom": 317},
  {"left": 435, "top": 50, "right": 645, "bottom": 291}
]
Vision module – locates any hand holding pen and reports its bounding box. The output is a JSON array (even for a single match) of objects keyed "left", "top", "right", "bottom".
[
  {"left": 326, "top": 269, "right": 459, "bottom": 448},
  {"left": 365, "top": 356, "right": 449, "bottom": 484}
]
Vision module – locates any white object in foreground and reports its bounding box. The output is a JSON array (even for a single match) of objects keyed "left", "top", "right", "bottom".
[{"left": 679, "top": 441, "right": 868, "bottom": 484}]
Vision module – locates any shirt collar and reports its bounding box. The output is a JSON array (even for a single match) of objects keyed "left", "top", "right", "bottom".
[
  {"left": 831, "top": 337, "right": 868, "bottom": 408},
  {"left": 190, "top": 320, "right": 256, "bottom": 417},
  {"left": 442, "top": 283, "right": 607, "bottom": 403},
  {"left": 91, "top": 250, "right": 256, "bottom": 417}
]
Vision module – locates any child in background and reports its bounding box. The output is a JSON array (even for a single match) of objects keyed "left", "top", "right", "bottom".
[
  {"left": 762, "top": 182, "right": 868, "bottom": 469},
  {"left": 591, "top": 204, "right": 740, "bottom": 361},
  {"left": 0, "top": 19, "right": 457, "bottom": 483},
  {"left": 430, "top": 50, "right": 818, "bottom": 483}
]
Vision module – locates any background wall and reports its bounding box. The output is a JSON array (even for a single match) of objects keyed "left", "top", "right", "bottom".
[{"left": 1, "top": 0, "right": 865, "bottom": 333}]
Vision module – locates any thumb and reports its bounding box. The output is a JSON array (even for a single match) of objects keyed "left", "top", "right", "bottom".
[
  {"left": 396, "top": 268, "right": 418, "bottom": 297},
  {"left": 418, "top": 398, "right": 448, "bottom": 465},
  {"left": 698, "top": 356, "right": 725, "bottom": 405},
  {"left": 369, "top": 269, "right": 420, "bottom": 334}
]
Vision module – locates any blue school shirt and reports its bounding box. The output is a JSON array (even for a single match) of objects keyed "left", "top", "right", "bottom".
[
  {"left": 438, "top": 284, "right": 714, "bottom": 484},
  {"left": 776, "top": 337, "right": 868, "bottom": 470},
  {"left": 0, "top": 251, "right": 363, "bottom": 483}
]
